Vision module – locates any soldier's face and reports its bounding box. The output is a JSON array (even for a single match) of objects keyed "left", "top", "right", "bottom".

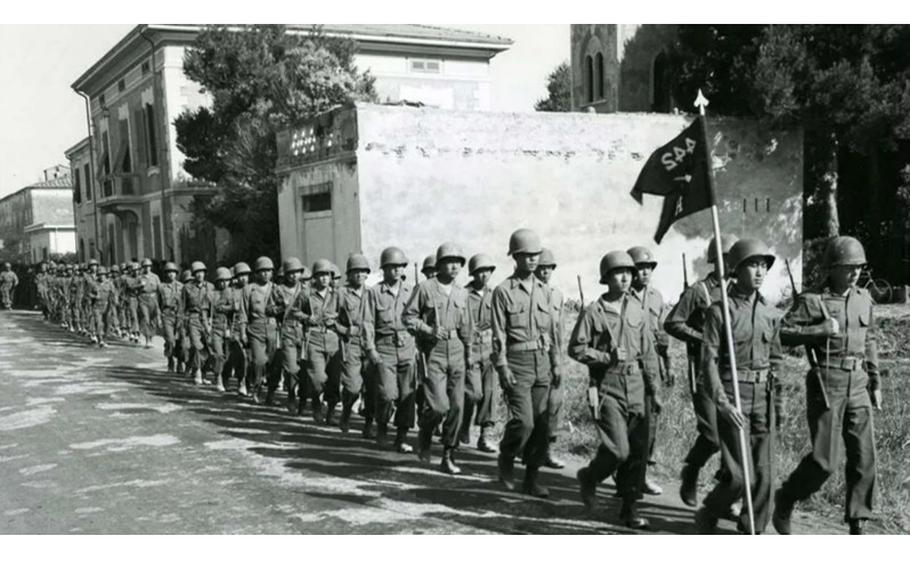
[
  {"left": 348, "top": 270, "right": 368, "bottom": 287},
  {"left": 238, "top": 274, "right": 249, "bottom": 286},
  {"left": 383, "top": 265, "right": 405, "bottom": 284},
  {"left": 535, "top": 265, "right": 554, "bottom": 283},
  {"left": 515, "top": 253, "right": 540, "bottom": 274},
  {"left": 257, "top": 269, "right": 272, "bottom": 284},
  {"left": 422, "top": 269, "right": 437, "bottom": 280},
  {"left": 142, "top": 266, "right": 150, "bottom": 274},
  {"left": 607, "top": 268, "right": 632, "bottom": 293},
  {"left": 437, "top": 260, "right": 461, "bottom": 282},
  {"left": 285, "top": 272, "right": 299, "bottom": 285},
  {"left": 164, "top": 271, "right": 176, "bottom": 282},
  {"left": 830, "top": 265, "right": 862, "bottom": 290},
  {"left": 314, "top": 273, "right": 331, "bottom": 289},
  {"left": 473, "top": 268, "right": 493, "bottom": 287},
  {"left": 736, "top": 259, "right": 768, "bottom": 291},
  {"left": 634, "top": 265, "right": 653, "bottom": 287},
  {"left": 216, "top": 279, "right": 227, "bottom": 290},
  {"left": 194, "top": 271, "right": 206, "bottom": 283}
]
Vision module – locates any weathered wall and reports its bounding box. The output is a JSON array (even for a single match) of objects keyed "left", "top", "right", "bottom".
[
  {"left": 618, "top": 24, "right": 678, "bottom": 112},
  {"left": 570, "top": 24, "right": 620, "bottom": 113}
]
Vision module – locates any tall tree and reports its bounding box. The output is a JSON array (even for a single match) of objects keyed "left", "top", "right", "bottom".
[
  {"left": 175, "top": 25, "right": 376, "bottom": 262},
  {"left": 534, "top": 62, "right": 571, "bottom": 112}
]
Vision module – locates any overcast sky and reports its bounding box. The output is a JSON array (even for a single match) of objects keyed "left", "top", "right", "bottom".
[{"left": 0, "top": 24, "right": 569, "bottom": 199}]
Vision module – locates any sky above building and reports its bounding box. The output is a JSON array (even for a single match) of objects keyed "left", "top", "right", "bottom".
[{"left": 0, "top": 24, "right": 569, "bottom": 199}]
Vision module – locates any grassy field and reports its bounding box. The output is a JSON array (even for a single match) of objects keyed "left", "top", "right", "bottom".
[{"left": 545, "top": 304, "right": 910, "bottom": 534}]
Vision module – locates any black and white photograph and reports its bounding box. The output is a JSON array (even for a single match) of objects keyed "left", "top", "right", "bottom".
[{"left": 1, "top": 3, "right": 908, "bottom": 553}]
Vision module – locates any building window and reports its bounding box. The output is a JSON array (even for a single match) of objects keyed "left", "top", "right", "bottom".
[
  {"left": 118, "top": 79, "right": 126, "bottom": 92},
  {"left": 74, "top": 167, "right": 82, "bottom": 204},
  {"left": 141, "top": 61, "right": 150, "bottom": 76},
  {"left": 301, "top": 182, "right": 332, "bottom": 214},
  {"left": 83, "top": 163, "right": 92, "bottom": 201},
  {"left": 99, "top": 94, "right": 106, "bottom": 108},
  {"left": 100, "top": 131, "right": 113, "bottom": 197},
  {"left": 144, "top": 103, "right": 158, "bottom": 167},
  {"left": 117, "top": 118, "right": 132, "bottom": 174},
  {"left": 410, "top": 59, "right": 441, "bottom": 74},
  {"left": 585, "top": 55, "right": 594, "bottom": 103},
  {"left": 595, "top": 53, "right": 604, "bottom": 100}
]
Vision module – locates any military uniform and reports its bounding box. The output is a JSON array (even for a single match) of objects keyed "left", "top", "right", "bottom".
[
  {"left": 267, "top": 276, "right": 305, "bottom": 405},
  {"left": 35, "top": 268, "right": 49, "bottom": 318},
  {"left": 69, "top": 269, "right": 86, "bottom": 331},
  {"left": 157, "top": 272, "right": 185, "bottom": 372},
  {"left": 138, "top": 266, "right": 161, "bottom": 342},
  {"left": 183, "top": 274, "right": 214, "bottom": 382},
  {"left": 335, "top": 278, "right": 369, "bottom": 426},
  {"left": 240, "top": 267, "right": 278, "bottom": 400},
  {"left": 293, "top": 272, "right": 342, "bottom": 419},
  {"left": 90, "top": 272, "right": 118, "bottom": 344},
  {"left": 461, "top": 276, "right": 496, "bottom": 450},
  {"left": 0, "top": 265, "right": 19, "bottom": 309},
  {"left": 224, "top": 264, "right": 252, "bottom": 392},
  {"left": 209, "top": 269, "right": 237, "bottom": 391}
]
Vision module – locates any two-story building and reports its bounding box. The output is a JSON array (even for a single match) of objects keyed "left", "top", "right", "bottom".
[
  {"left": 68, "top": 24, "right": 511, "bottom": 266},
  {"left": 0, "top": 167, "right": 76, "bottom": 264}
]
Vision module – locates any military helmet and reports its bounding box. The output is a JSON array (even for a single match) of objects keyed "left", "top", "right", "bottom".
[
  {"left": 627, "top": 246, "right": 657, "bottom": 267},
  {"left": 380, "top": 247, "right": 409, "bottom": 268},
  {"left": 140, "top": 258, "right": 153, "bottom": 268},
  {"left": 215, "top": 267, "right": 233, "bottom": 281},
  {"left": 129, "top": 262, "right": 140, "bottom": 271},
  {"left": 421, "top": 254, "right": 437, "bottom": 273},
  {"left": 190, "top": 261, "right": 207, "bottom": 273},
  {"left": 88, "top": 258, "right": 99, "bottom": 267},
  {"left": 163, "top": 261, "right": 178, "bottom": 273},
  {"left": 508, "top": 228, "right": 543, "bottom": 256},
  {"left": 282, "top": 257, "right": 305, "bottom": 274},
  {"left": 538, "top": 247, "right": 557, "bottom": 268},
  {"left": 706, "top": 236, "right": 735, "bottom": 264},
  {"left": 346, "top": 253, "right": 370, "bottom": 273},
  {"left": 728, "top": 238, "right": 776, "bottom": 271},
  {"left": 97, "top": 266, "right": 109, "bottom": 276},
  {"left": 435, "top": 242, "right": 466, "bottom": 266},
  {"left": 119, "top": 262, "right": 128, "bottom": 272},
  {"left": 233, "top": 262, "right": 252, "bottom": 277},
  {"left": 599, "top": 251, "right": 636, "bottom": 284},
  {"left": 110, "top": 264, "right": 121, "bottom": 274},
  {"left": 468, "top": 253, "right": 496, "bottom": 276},
  {"left": 276, "top": 266, "right": 285, "bottom": 279},
  {"left": 254, "top": 256, "right": 274, "bottom": 272},
  {"left": 823, "top": 236, "right": 867, "bottom": 268},
  {"left": 312, "top": 258, "right": 334, "bottom": 275},
  {"left": 179, "top": 269, "right": 192, "bottom": 283},
  {"left": 330, "top": 263, "right": 342, "bottom": 279}
]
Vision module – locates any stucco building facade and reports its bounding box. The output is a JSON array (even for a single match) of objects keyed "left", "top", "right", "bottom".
[{"left": 0, "top": 168, "right": 76, "bottom": 264}]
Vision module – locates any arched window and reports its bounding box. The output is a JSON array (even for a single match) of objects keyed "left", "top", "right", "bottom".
[
  {"left": 652, "top": 51, "right": 671, "bottom": 112},
  {"left": 585, "top": 55, "right": 594, "bottom": 103},
  {"left": 595, "top": 52, "right": 604, "bottom": 100}
]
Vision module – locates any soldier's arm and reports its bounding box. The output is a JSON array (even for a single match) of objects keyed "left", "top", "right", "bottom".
[
  {"left": 701, "top": 306, "right": 726, "bottom": 406},
  {"left": 639, "top": 311, "right": 662, "bottom": 397},
  {"left": 663, "top": 287, "right": 703, "bottom": 344},
  {"left": 361, "top": 288, "right": 377, "bottom": 353},
  {"left": 863, "top": 300, "right": 881, "bottom": 391},
  {"left": 333, "top": 291, "right": 351, "bottom": 336},
  {"left": 769, "top": 312, "right": 784, "bottom": 376},
  {"left": 459, "top": 294, "right": 476, "bottom": 365},
  {"left": 402, "top": 284, "right": 432, "bottom": 337},
  {"left": 780, "top": 294, "right": 830, "bottom": 346},
  {"left": 568, "top": 306, "right": 611, "bottom": 367},
  {"left": 490, "top": 287, "right": 509, "bottom": 369}
]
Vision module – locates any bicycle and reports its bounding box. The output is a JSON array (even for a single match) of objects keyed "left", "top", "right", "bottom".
[{"left": 858, "top": 267, "right": 892, "bottom": 304}]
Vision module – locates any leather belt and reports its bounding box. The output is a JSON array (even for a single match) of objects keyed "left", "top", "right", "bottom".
[
  {"left": 507, "top": 339, "right": 546, "bottom": 353},
  {"left": 820, "top": 356, "right": 864, "bottom": 371},
  {"left": 604, "top": 362, "right": 639, "bottom": 376},
  {"left": 721, "top": 369, "right": 770, "bottom": 384}
]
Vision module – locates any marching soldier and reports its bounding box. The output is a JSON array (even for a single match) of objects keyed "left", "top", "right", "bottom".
[
  {"left": 695, "top": 238, "right": 783, "bottom": 534},
  {"left": 82, "top": 259, "right": 99, "bottom": 339},
  {"left": 137, "top": 258, "right": 161, "bottom": 348},
  {"left": 772, "top": 236, "right": 881, "bottom": 535},
  {"left": 176, "top": 269, "right": 194, "bottom": 374},
  {"left": 157, "top": 262, "right": 184, "bottom": 373},
  {"left": 335, "top": 253, "right": 371, "bottom": 433},
  {"left": 493, "top": 229, "right": 562, "bottom": 498},
  {"left": 108, "top": 264, "right": 123, "bottom": 336},
  {"left": 459, "top": 253, "right": 498, "bottom": 453},
  {"left": 69, "top": 264, "right": 86, "bottom": 333},
  {"left": 362, "top": 246, "right": 417, "bottom": 452},
  {"left": 628, "top": 245, "right": 670, "bottom": 496},
  {"left": 239, "top": 257, "right": 278, "bottom": 403},
  {"left": 0, "top": 262, "right": 19, "bottom": 310},
  {"left": 89, "top": 266, "right": 118, "bottom": 347},
  {"left": 209, "top": 267, "right": 236, "bottom": 393},
  {"left": 403, "top": 242, "right": 475, "bottom": 474},
  {"left": 572, "top": 251, "right": 661, "bottom": 528},
  {"left": 116, "top": 263, "right": 131, "bottom": 338},
  {"left": 534, "top": 247, "right": 567, "bottom": 470},
  {"left": 35, "top": 262, "right": 49, "bottom": 318},
  {"left": 225, "top": 262, "right": 252, "bottom": 395},
  {"left": 125, "top": 262, "right": 143, "bottom": 343},
  {"left": 267, "top": 258, "right": 307, "bottom": 408},
  {"left": 664, "top": 238, "right": 733, "bottom": 507},
  {"left": 421, "top": 255, "right": 437, "bottom": 281},
  {"left": 183, "top": 261, "right": 214, "bottom": 385}
]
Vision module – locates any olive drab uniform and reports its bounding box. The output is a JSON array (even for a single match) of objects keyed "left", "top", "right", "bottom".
[
  {"left": 224, "top": 280, "right": 249, "bottom": 389},
  {"left": 700, "top": 289, "right": 783, "bottom": 532},
  {"left": 776, "top": 287, "right": 879, "bottom": 524},
  {"left": 292, "top": 286, "right": 342, "bottom": 415},
  {"left": 461, "top": 281, "right": 495, "bottom": 439},
  {"left": 157, "top": 279, "right": 185, "bottom": 370},
  {"left": 209, "top": 284, "right": 236, "bottom": 385},
  {"left": 267, "top": 281, "right": 305, "bottom": 403},
  {"left": 362, "top": 280, "right": 417, "bottom": 441},
  {"left": 630, "top": 284, "right": 669, "bottom": 464},
  {"left": 570, "top": 293, "right": 661, "bottom": 504},
  {"left": 1, "top": 267, "right": 19, "bottom": 309},
  {"left": 90, "top": 277, "right": 118, "bottom": 341},
  {"left": 35, "top": 270, "right": 49, "bottom": 318},
  {"left": 491, "top": 274, "right": 560, "bottom": 471},
  {"left": 335, "top": 282, "right": 369, "bottom": 418},
  {"left": 403, "top": 278, "right": 475, "bottom": 451},
  {"left": 183, "top": 279, "right": 214, "bottom": 378},
  {"left": 138, "top": 271, "right": 161, "bottom": 340},
  {"left": 544, "top": 284, "right": 565, "bottom": 447},
  {"left": 126, "top": 272, "right": 143, "bottom": 337},
  {"left": 69, "top": 271, "right": 85, "bottom": 330},
  {"left": 240, "top": 281, "right": 278, "bottom": 395}
]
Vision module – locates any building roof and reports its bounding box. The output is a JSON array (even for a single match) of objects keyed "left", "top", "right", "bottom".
[
  {"left": 24, "top": 176, "right": 72, "bottom": 190},
  {"left": 312, "top": 24, "right": 512, "bottom": 46}
]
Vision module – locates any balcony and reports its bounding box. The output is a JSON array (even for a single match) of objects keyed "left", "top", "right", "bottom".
[{"left": 96, "top": 173, "right": 142, "bottom": 214}]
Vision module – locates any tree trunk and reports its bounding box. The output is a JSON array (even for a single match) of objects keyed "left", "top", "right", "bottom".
[{"left": 818, "top": 131, "right": 841, "bottom": 238}]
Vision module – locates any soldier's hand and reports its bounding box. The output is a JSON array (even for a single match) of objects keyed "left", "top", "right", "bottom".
[
  {"left": 870, "top": 387, "right": 883, "bottom": 410},
  {"left": 551, "top": 366, "right": 563, "bottom": 388},
  {"left": 368, "top": 349, "right": 382, "bottom": 366},
  {"left": 433, "top": 325, "right": 449, "bottom": 341},
  {"left": 498, "top": 366, "right": 516, "bottom": 390},
  {"left": 718, "top": 401, "right": 745, "bottom": 430},
  {"left": 348, "top": 324, "right": 359, "bottom": 338},
  {"left": 823, "top": 317, "right": 840, "bottom": 336},
  {"left": 651, "top": 393, "right": 663, "bottom": 414}
]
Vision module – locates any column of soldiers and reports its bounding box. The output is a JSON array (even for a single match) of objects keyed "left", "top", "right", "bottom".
[{"left": 20, "top": 230, "right": 882, "bottom": 534}]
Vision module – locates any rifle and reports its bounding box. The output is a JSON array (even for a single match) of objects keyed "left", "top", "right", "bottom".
[
  {"left": 577, "top": 275, "right": 600, "bottom": 421},
  {"left": 785, "top": 259, "right": 829, "bottom": 410},
  {"left": 683, "top": 253, "right": 697, "bottom": 395}
]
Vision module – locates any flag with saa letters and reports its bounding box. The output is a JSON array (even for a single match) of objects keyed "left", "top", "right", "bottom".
[{"left": 629, "top": 115, "right": 714, "bottom": 243}]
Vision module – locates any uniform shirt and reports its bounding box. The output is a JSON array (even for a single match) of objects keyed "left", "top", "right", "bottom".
[
  {"left": 82, "top": 273, "right": 96, "bottom": 302},
  {"left": 402, "top": 278, "right": 474, "bottom": 355},
  {"left": 125, "top": 274, "right": 144, "bottom": 298},
  {"left": 362, "top": 280, "right": 415, "bottom": 355},
  {"left": 35, "top": 273, "right": 48, "bottom": 294},
  {"left": 664, "top": 274, "right": 727, "bottom": 367},
  {"left": 780, "top": 286, "right": 880, "bottom": 388},
  {"left": 292, "top": 286, "right": 340, "bottom": 343},
  {"left": 490, "top": 273, "right": 560, "bottom": 369},
  {"left": 183, "top": 280, "right": 214, "bottom": 319},
  {"left": 230, "top": 283, "right": 249, "bottom": 337},
  {"left": 702, "top": 288, "right": 784, "bottom": 405},
  {"left": 138, "top": 272, "right": 161, "bottom": 301},
  {"left": 1, "top": 270, "right": 20, "bottom": 288},
  {"left": 335, "top": 283, "right": 366, "bottom": 340},
  {"left": 240, "top": 282, "right": 274, "bottom": 326},
  {"left": 467, "top": 283, "right": 494, "bottom": 360},
  {"left": 543, "top": 284, "right": 566, "bottom": 355},
  {"left": 209, "top": 286, "right": 236, "bottom": 332},
  {"left": 568, "top": 292, "right": 660, "bottom": 395},
  {"left": 631, "top": 284, "right": 670, "bottom": 353},
  {"left": 157, "top": 280, "right": 184, "bottom": 315},
  {"left": 69, "top": 274, "right": 85, "bottom": 299},
  {"left": 267, "top": 282, "right": 304, "bottom": 334},
  {"left": 91, "top": 280, "right": 117, "bottom": 310}
]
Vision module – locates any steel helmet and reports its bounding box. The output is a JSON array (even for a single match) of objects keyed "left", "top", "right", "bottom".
[
  {"left": 88, "top": 258, "right": 99, "bottom": 267},
  {"left": 119, "top": 262, "right": 128, "bottom": 272},
  {"left": 627, "top": 246, "right": 657, "bottom": 268},
  {"left": 346, "top": 253, "right": 371, "bottom": 273},
  {"left": 191, "top": 261, "right": 207, "bottom": 273},
  {"left": 140, "top": 258, "right": 153, "bottom": 268},
  {"left": 822, "top": 236, "right": 867, "bottom": 268},
  {"left": 421, "top": 254, "right": 437, "bottom": 273},
  {"left": 330, "top": 263, "right": 341, "bottom": 279},
  {"left": 282, "top": 257, "right": 305, "bottom": 274},
  {"left": 97, "top": 266, "right": 109, "bottom": 276},
  {"left": 728, "top": 239, "right": 776, "bottom": 271},
  {"left": 215, "top": 267, "right": 233, "bottom": 281},
  {"left": 538, "top": 248, "right": 557, "bottom": 268},
  {"left": 435, "top": 242, "right": 466, "bottom": 266},
  {"left": 233, "top": 262, "right": 252, "bottom": 276},
  {"left": 254, "top": 256, "right": 274, "bottom": 272},
  {"left": 508, "top": 228, "right": 543, "bottom": 256},
  {"left": 181, "top": 269, "right": 193, "bottom": 283},
  {"left": 380, "top": 247, "right": 409, "bottom": 268},
  {"left": 312, "top": 258, "right": 334, "bottom": 275},
  {"left": 129, "top": 262, "right": 140, "bottom": 271},
  {"left": 599, "top": 251, "right": 636, "bottom": 284},
  {"left": 706, "top": 236, "right": 735, "bottom": 264},
  {"left": 163, "top": 262, "right": 178, "bottom": 273},
  {"left": 468, "top": 253, "right": 496, "bottom": 276},
  {"left": 110, "top": 264, "right": 120, "bottom": 273}
]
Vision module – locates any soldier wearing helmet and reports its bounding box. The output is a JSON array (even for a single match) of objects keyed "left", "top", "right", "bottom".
[
  {"left": 134, "top": 258, "right": 161, "bottom": 348},
  {"left": 695, "top": 238, "right": 783, "bottom": 534},
  {"left": 68, "top": 262, "right": 87, "bottom": 334},
  {"left": 0, "top": 261, "right": 19, "bottom": 310},
  {"left": 35, "top": 261, "right": 50, "bottom": 319},
  {"left": 221, "top": 262, "right": 252, "bottom": 393},
  {"left": 571, "top": 250, "right": 661, "bottom": 529},
  {"left": 266, "top": 257, "right": 308, "bottom": 408},
  {"left": 460, "top": 253, "right": 498, "bottom": 454},
  {"left": 157, "top": 261, "right": 185, "bottom": 373},
  {"left": 123, "top": 262, "right": 144, "bottom": 343},
  {"left": 89, "top": 264, "right": 117, "bottom": 347},
  {"left": 209, "top": 266, "right": 237, "bottom": 392},
  {"left": 627, "top": 245, "right": 670, "bottom": 498},
  {"left": 534, "top": 247, "right": 568, "bottom": 471},
  {"left": 238, "top": 257, "right": 278, "bottom": 403},
  {"left": 665, "top": 236, "right": 736, "bottom": 509},
  {"left": 402, "top": 242, "right": 475, "bottom": 474},
  {"left": 333, "top": 253, "right": 372, "bottom": 433},
  {"left": 421, "top": 255, "right": 437, "bottom": 281},
  {"left": 361, "top": 246, "right": 417, "bottom": 451},
  {"left": 182, "top": 261, "right": 214, "bottom": 385},
  {"left": 492, "top": 229, "right": 562, "bottom": 498},
  {"left": 82, "top": 259, "right": 100, "bottom": 339},
  {"left": 773, "top": 236, "right": 880, "bottom": 536}
]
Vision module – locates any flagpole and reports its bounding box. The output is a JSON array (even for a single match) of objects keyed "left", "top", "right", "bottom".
[{"left": 696, "top": 89, "right": 756, "bottom": 536}]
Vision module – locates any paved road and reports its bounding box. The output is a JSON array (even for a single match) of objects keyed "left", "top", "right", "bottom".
[{"left": 0, "top": 310, "right": 837, "bottom": 534}]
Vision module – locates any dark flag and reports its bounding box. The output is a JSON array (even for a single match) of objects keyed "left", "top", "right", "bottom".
[{"left": 630, "top": 115, "right": 714, "bottom": 243}]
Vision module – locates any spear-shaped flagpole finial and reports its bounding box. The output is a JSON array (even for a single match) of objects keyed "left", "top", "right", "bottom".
[{"left": 694, "top": 89, "right": 710, "bottom": 116}]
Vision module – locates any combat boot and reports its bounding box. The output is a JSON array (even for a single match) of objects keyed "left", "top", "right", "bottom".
[
  {"left": 417, "top": 427, "right": 433, "bottom": 463},
  {"left": 362, "top": 419, "right": 376, "bottom": 440},
  {"left": 339, "top": 405, "right": 352, "bottom": 433},
  {"left": 848, "top": 520, "right": 866, "bottom": 535},
  {"left": 215, "top": 377, "right": 226, "bottom": 393},
  {"left": 694, "top": 507, "right": 718, "bottom": 534},
  {"left": 643, "top": 477, "right": 663, "bottom": 495},
  {"left": 620, "top": 501, "right": 650, "bottom": 530},
  {"left": 90, "top": 334, "right": 99, "bottom": 344},
  {"left": 440, "top": 448, "right": 461, "bottom": 475},
  {"left": 458, "top": 424, "right": 471, "bottom": 446},
  {"left": 679, "top": 464, "right": 699, "bottom": 507},
  {"left": 193, "top": 370, "right": 203, "bottom": 385},
  {"left": 543, "top": 449, "right": 566, "bottom": 470},
  {"left": 522, "top": 468, "right": 550, "bottom": 499},
  {"left": 312, "top": 401, "right": 325, "bottom": 424},
  {"left": 167, "top": 359, "right": 175, "bottom": 373},
  {"left": 577, "top": 466, "right": 597, "bottom": 511},
  {"left": 238, "top": 380, "right": 249, "bottom": 397},
  {"left": 375, "top": 424, "right": 388, "bottom": 448},
  {"left": 476, "top": 426, "right": 497, "bottom": 453},
  {"left": 498, "top": 454, "right": 516, "bottom": 491},
  {"left": 772, "top": 488, "right": 793, "bottom": 535},
  {"left": 324, "top": 405, "right": 337, "bottom": 426},
  {"left": 394, "top": 428, "right": 413, "bottom": 454},
  {"left": 176, "top": 362, "right": 185, "bottom": 375}
]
